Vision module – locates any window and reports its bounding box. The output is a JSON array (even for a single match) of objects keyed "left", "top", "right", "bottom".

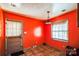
[
  {"left": 51, "top": 20, "right": 68, "bottom": 41},
  {"left": 6, "top": 21, "right": 22, "bottom": 37}
]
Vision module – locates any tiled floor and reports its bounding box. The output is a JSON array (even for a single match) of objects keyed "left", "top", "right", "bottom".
[{"left": 23, "top": 45, "right": 65, "bottom": 56}]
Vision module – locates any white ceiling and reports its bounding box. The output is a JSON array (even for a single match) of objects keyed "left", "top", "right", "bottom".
[{"left": 0, "top": 3, "right": 77, "bottom": 20}]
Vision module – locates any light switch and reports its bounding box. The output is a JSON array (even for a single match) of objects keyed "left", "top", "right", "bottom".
[{"left": 24, "top": 32, "right": 27, "bottom": 34}]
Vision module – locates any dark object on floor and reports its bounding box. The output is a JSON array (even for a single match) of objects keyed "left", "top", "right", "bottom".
[
  {"left": 43, "top": 43, "right": 46, "bottom": 45},
  {"left": 76, "top": 48, "right": 79, "bottom": 56},
  {"left": 11, "top": 50, "right": 24, "bottom": 56},
  {"left": 65, "top": 46, "right": 77, "bottom": 56}
]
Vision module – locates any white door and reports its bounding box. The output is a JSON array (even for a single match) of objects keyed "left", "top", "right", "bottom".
[{"left": 6, "top": 20, "right": 23, "bottom": 55}]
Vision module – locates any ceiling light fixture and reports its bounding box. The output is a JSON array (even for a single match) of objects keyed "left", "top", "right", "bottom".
[
  {"left": 10, "top": 3, "right": 21, "bottom": 7},
  {"left": 61, "top": 9, "right": 66, "bottom": 12},
  {"left": 45, "top": 11, "right": 52, "bottom": 24},
  {"left": 11, "top": 3, "right": 16, "bottom": 7}
]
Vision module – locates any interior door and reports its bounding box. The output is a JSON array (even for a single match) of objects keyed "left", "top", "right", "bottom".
[{"left": 6, "top": 20, "right": 23, "bottom": 55}]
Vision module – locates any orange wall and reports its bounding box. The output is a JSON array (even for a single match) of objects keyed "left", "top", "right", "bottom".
[
  {"left": 0, "top": 8, "right": 5, "bottom": 55},
  {"left": 0, "top": 8, "right": 79, "bottom": 55},
  {"left": 45, "top": 10, "right": 79, "bottom": 51},
  {"left": 4, "top": 11, "right": 45, "bottom": 49}
]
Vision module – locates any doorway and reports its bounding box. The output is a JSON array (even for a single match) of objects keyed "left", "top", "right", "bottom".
[{"left": 5, "top": 20, "right": 23, "bottom": 55}]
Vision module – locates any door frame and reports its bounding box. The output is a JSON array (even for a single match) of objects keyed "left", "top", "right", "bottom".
[{"left": 5, "top": 19, "right": 24, "bottom": 55}]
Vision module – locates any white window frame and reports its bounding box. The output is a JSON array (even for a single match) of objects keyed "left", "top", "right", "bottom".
[
  {"left": 51, "top": 20, "right": 68, "bottom": 42},
  {"left": 6, "top": 20, "right": 22, "bottom": 37}
]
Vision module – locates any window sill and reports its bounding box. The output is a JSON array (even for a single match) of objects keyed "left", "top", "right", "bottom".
[{"left": 52, "top": 38, "right": 68, "bottom": 42}]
